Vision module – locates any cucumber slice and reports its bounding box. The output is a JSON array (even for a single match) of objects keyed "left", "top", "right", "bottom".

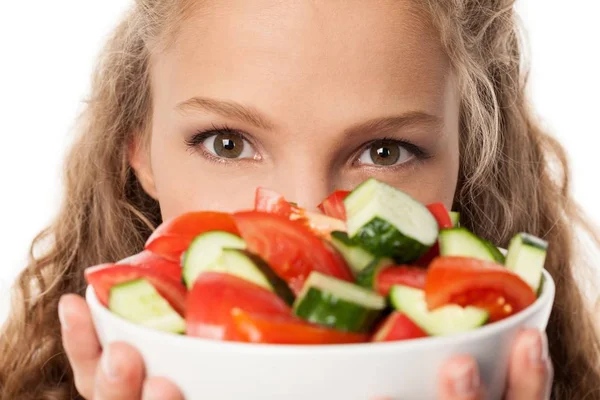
[
  {"left": 209, "top": 249, "right": 295, "bottom": 305},
  {"left": 182, "top": 231, "right": 246, "bottom": 288},
  {"left": 505, "top": 233, "right": 548, "bottom": 293},
  {"left": 355, "top": 258, "right": 394, "bottom": 290},
  {"left": 330, "top": 231, "right": 376, "bottom": 274},
  {"left": 293, "top": 271, "right": 386, "bottom": 333},
  {"left": 439, "top": 227, "right": 504, "bottom": 263},
  {"left": 109, "top": 279, "right": 185, "bottom": 333},
  {"left": 390, "top": 285, "right": 488, "bottom": 336},
  {"left": 449, "top": 211, "right": 460, "bottom": 227},
  {"left": 344, "top": 179, "right": 438, "bottom": 263}
]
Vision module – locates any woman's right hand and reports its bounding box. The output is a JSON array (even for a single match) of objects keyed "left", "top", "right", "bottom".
[{"left": 58, "top": 294, "right": 184, "bottom": 400}]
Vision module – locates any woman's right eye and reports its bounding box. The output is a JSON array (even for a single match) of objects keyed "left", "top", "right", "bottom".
[{"left": 193, "top": 131, "right": 258, "bottom": 160}]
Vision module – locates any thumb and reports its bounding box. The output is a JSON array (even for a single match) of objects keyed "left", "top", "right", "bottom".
[{"left": 437, "top": 355, "right": 486, "bottom": 400}]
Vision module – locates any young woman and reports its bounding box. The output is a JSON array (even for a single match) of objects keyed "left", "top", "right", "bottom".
[{"left": 1, "top": 0, "right": 599, "bottom": 399}]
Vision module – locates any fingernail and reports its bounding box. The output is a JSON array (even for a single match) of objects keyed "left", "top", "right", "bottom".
[
  {"left": 101, "top": 347, "right": 120, "bottom": 381},
  {"left": 58, "top": 297, "right": 69, "bottom": 330},
  {"left": 450, "top": 360, "right": 480, "bottom": 396},
  {"left": 527, "top": 331, "right": 548, "bottom": 366}
]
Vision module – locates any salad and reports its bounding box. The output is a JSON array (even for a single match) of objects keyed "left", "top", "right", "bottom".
[{"left": 86, "top": 178, "right": 547, "bottom": 345}]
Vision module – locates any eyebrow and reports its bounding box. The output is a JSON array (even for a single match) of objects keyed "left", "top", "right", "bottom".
[
  {"left": 176, "top": 97, "right": 275, "bottom": 130},
  {"left": 343, "top": 112, "right": 444, "bottom": 139}
]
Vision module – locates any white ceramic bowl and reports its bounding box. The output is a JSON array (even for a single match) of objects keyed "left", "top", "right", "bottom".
[{"left": 87, "top": 270, "right": 554, "bottom": 400}]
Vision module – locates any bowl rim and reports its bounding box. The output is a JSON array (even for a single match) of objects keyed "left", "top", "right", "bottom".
[{"left": 86, "top": 269, "right": 555, "bottom": 355}]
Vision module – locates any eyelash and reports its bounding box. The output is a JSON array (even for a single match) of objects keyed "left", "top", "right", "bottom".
[
  {"left": 185, "top": 126, "right": 431, "bottom": 166},
  {"left": 184, "top": 124, "right": 254, "bottom": 163},
  {"left": 357, "top": 136, "right": 431, "bottom": 162}
]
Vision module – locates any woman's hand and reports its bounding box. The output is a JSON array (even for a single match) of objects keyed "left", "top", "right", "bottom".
[
  {"left": 437, "top": 329, "right": 553, "bottom": 399},
  {"left": 58, "top": 294, "right": 184, "bottom": 400}
]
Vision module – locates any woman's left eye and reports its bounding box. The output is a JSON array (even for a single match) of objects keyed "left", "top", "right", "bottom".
[{"left": 358, "top": 140, "right": 415, "bottom": 167}]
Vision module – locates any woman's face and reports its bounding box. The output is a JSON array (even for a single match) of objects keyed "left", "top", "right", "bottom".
[{"left": 131, "top": 0, "right": 460, "bottom": 220}]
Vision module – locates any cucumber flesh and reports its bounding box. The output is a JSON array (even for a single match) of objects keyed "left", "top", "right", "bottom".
[
  {"left": 109, "top": 279, "right": 185, "bottom": 333},
  {"left": 182, "top": 231, "right": 246, "bottom": 289},
  {"left": 209, "top": 249, "right": 295, "bottom": 305},
  {"left": 330, "top": 231, "right": 376, "bottom": 274},
  {"left": 344, "top": 179, "right": 438, "bottom": 263},
  {"left": 505, "top": 233, "right": 547, "bottom": 293},
  {"left": 449, "top": 211, "right": 460, "bottom": 227},
  {"left": 355, "top": 258, "right": 394, "bottom": 290},
  {"left": 293, "top": 271, "right": 386, "bottom": 333},
  {"left": 390, "top": 285, "right": 488, "bottom": 336},
  {"left": 439, "top": 227, "right": 504, "bottom": 263}
]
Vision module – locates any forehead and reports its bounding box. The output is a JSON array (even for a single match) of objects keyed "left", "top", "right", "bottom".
[{"left": 153, "top": 0, "right": 450, "bottom": 122}]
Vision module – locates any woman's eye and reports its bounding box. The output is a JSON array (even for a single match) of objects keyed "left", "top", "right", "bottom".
[
  {"left": 358, "top": 140, "right": 414, "bottom": 167},
  {"left": 202, "top": 132, "right": 257, "bottom": 159}
]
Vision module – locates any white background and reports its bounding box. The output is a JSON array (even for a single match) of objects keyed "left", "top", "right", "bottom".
[{"left": 0, "top": 1, "right": 599, "bottom": 323}]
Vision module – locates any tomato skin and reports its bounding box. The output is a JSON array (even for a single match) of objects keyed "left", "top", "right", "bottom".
[
  {"left": 232, "top": 309, "right": 368, "bottom": 345},
  {"left": 426, "top": 203, "right": 453, "bottom": 229},
  {"left": 145, "top": 212, "right": 239, "bottom": 262},
  {"left": 117, "top": 250, "right": 182, "bottom": 283},
  {"left": 317, "top": 190, "right": 350, "bottom": 220},
  {"left": 376, "top": 266, "right": 426, "bottom": 296},
  {"left": 186, "top": 272, "right": 291, "bottom": 341},
  {"left": 371, "top": 312, "right": 428, "bottom": 342},
  {"left": 414, "top": 203, "right": 452, "bottom": 266},
  {"left": 254, "top": 188, "right": 344, "bottom": 239},
  {"left": 425, "top": 257, "right": 536, "bottom": 322},
  {"left": 254, "top": 188, "right": 298, "bottom": 218},
  {"left": 233, "top": 211, "right": 353, "bottom": 294},
  {"left": 85, "top": 264, "right": 187, "bottom": 316}
]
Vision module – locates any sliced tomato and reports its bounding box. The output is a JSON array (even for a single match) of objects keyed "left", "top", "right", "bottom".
[
  {"left": 145, "top": 212, "right": 239, "bottom": 262},
  {"left": 317, "top": 190, "right": 350, "bottom": 220},
  {"left": 414, "top": 203, "right": 452, "bottom": 266},
  {"left": 254, "top": 188, "right": 344, "bottom": 239},
  {"left": 85, "top": 264, "right": 187, "bottom": 316},
  {"left": 426, "top": 203, "right": 453, "bottom": 229},
  {"left": 117, "top": 250, "right": 182, "bottom": 283},
  {"left": 186, "top": 272, "right": 291, "bottom": 341},
  {"left": 232, "top": 309, "right": 368, "bottom": 345},
  {"left": 371, "top": 312, "right": 428, "bottom": 342},
  {"left": 425, "top": 257, "right": 536, "bottom": 322},
  {"left": 233, "top": 211, "right": 353, "bottom": 294},
  {"left": 254, "top": 187, "right": 299, "bottom": 218},
  {"left": 376, "top": 266, "right": 426, "bottom": 296}
]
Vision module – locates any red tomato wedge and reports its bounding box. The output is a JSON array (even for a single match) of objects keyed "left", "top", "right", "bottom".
[
  {"left": 376, "top": 266, "right": 426, "bottom": 296},
  {"left": 145, "top": 211, "right": 239, "bottom": 262},
  {"left": 232, "top": 309, "right": 368, "bottom": 345},
  {"left": 186, "top": 272, "right": 291, "bottom": 341},
  {"left": 254, "top": 188, "right": 345, "bottom": 239},
  {"left": 254, "top": 187, "right": 301, "bottom": 218},
  {"left": 371, "top": 312, "right": 428, "bottom": 342},
  {"left": 426, "top": 203, "right": 453, "bottom": 229},
  {"left": 233, "top": 211, "right": 353, "bottom": 294},
  {"left": 415, "top": 203, "right": 453, "bottom": 266},
  {"left": 117, "top": 250, "right": 182, "bottom": 283},
  {"left": 85, "top": 264, "right": 187, "bottom": 316},
  {"left": 317, "top": 190, "right": 350, "bottom": 220},
  {"left": 425, "top": 257, "right": 536, "bottom": 322}
]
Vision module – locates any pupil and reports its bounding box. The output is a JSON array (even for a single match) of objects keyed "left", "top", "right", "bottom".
[
  {"left": 214, "top": 132, "right": 244, "bottom": 158},
  {"left": 370, "top": 141, "right": 400, "bottom": 166},
  {"left": 222, "top": 139, "right": 235, "bottom": 150},
  {"left": 377, "top": 147, "right": 391, "bottom": 158}
]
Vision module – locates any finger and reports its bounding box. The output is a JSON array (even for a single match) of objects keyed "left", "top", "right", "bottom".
[
  {"left": 142, "top": 377, "right": 184, "bottom": 400},
  {"left": 93, "top": 342, "right": 145, "bottom": 400},
  {"left": 438, "top": 355, "right": 486, "bottom": 400},
  {"left": 59, "top": 294, "right": 102, "bottom": 398},
  {"left": 505, "top": 329, "right": 553, "bottom": 400}
]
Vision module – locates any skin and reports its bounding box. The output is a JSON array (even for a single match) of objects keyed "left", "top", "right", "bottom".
[{"left": 58, "top": 1, "right": 552, "bottom": 399}]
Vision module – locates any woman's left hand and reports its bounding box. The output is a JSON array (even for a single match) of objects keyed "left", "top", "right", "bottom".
[{"left": 437, "top": 329, "right": 553, "bottom": 399}]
